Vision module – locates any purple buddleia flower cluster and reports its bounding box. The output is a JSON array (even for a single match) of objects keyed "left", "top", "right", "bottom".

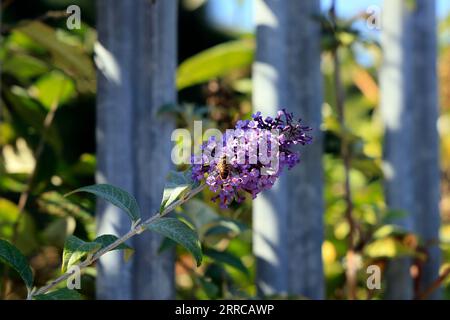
[{"left": 191, "top": 109, "right": 312, "bottom": 208}]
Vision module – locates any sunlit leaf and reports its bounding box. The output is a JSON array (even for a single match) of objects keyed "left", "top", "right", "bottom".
[
  {"left": 0, "top": 123, "right": 16, "bottom": 145},
  {"left": 2, "top": 53, "right": 49, "bottom": 82},
  {"left": 71, "top": 153, "right": 96, "bottom": 177},
  {"left": 160, "top": 170, "right": 198, "bottom": 212},
  {"left": 62, "top": 235, "right": 101, "bottom": 272},
  {"left": 30, "top": 70, "right": 75, "bottom": 110},
  {"left": 364, "top": 237, "right": 423, "bottom": 259},
  {"left": 0, "top": 173, "right": 27, "bottom": 193},
  {"left": 2, "top": 138, "right": 35, "bottom": 174},
  {"left": 15, "top": 21, "right": 95, "bottom": 93},
  {"left": 374, "top": 223, "right": 409, "bottom": 239},
  {"left": 4, "top": 88, "right": 63, "bottom": 153},
  {"left": 177, "top": 39, "right": 254, "bottom": 90},
  {"left": 0, "top": 198, "right": 38, "bottom": 254}
]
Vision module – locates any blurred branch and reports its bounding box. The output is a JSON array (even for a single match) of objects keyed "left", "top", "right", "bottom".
[
  {"left": 0, "top": 87, "right": 64, "bottom": 299},
  {"left": 11, "top": 99, "right": 60, "bottom": 243},
  {"left": 1, "top": 10, "right": 69, "bottom": 34},
  {"left": 330, "top": 0, "right": 357, "bottom": 300},
  {"left": 417, "top": 265, "right": 450, "bottom": 300}
]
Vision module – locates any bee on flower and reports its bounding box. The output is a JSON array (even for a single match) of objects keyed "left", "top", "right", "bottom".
[{"left": 191, "top": 109, "right": 313, "bottom": 208}]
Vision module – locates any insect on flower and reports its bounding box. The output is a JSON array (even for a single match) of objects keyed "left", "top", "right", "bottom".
[
  {"left": 191, "top": 109, "right": 313, "bottom": 208},
  {"left": 216, "top": 154, "right": 231, "bottom": 180}
]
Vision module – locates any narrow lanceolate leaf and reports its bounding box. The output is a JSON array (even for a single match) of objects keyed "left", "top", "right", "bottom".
[
  {"left": 372, "top": 224, "right": 411, "bottom": 239},
  {"left": 364, "top": 237, "right": 424, "bottom": 260},
  {"left": 204, "top": 248, "right": 249, "bottom": 276},
  {"left": 66, "top": 184, "right": 140, "bottom": 222},
  {"left": 62, "top": 235, "right": 101, "bottom": 272},
  {"left": 146, "top": 218, "right": 202, "bottom": 266},
  {"left": 16, "top": 21, "right": 95, "bottom": 93},
  {"left": 176, "top": 39, "right": 255, "bottom": 90},
  {"left": 94, "top": 234, "right": 134, "bottom": 261},
  {"left": 0, "top": 239, "right": 33, "bottom": 289},
  {"left": 33, "top": 288, "right": 83, "bottom": 300},
  {"left": 160, "top": 170, "right": 198, "bottom": 212}
]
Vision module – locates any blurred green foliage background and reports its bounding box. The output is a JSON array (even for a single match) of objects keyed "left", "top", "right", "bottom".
[{"left": 0, "top": 0, "right": 449, "bottom": 299}]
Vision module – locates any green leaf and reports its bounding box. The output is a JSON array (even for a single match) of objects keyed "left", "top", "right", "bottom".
[
  {"left": 364, "top": 237, "right": 424, "bottom": 260},
  {"left": 204, "top": 219, "right": 247, "bottom": 237},
  {"left": 372, "top": 224, "right": 410, "bottom": 239},
  {"left": 160, "top": 170, "right": 198, "bottom": 212},
  {"left": 6, "top": 30, "right": 46, "bottom": 53},
  {"left": 157, "top": 237, "right": 177, "bottom": 254},
  {"left": 37, "top": 191, "right": 96, "bottom": 240},
  {"left": 62, "top": 235, "right": 101, "bottom": 272},
  {"left": 30, "top": 70, "right": 75, "bottom": 110},
  {"left": 183, "top": 199, "right": 220, "bottom": 230},
  {"left": 176, "top": 39, "right": 254, "bottom": 90},
  {"left": 4, "top": 88, "right": 63, "bottom": 153},
  {"left": 146, "top": 218, "right": 202, "bottom": 266},
  {"left": 0, "top": 239, "right": 33, "bottom": 289},
  {"left": 2, "top": 53, "right": 49, "bottom": 81},
  {"left": 66, "top": 184, "right": 140, "bottom": 223},
  {"left": 0, "top": 173, "right": 26, "bottom": 193},
  {"left": 0, "top": 198, "right": 38, "bottom": 254},
  {"left": 204, "top": 248, "right": 249, "bottom": 276},
  {"left": 15, "top": 21, "right": 95, "bottom": 93},
  {"left": 94, "top": 234, "right": 134, "bottom": 262},
  {"left": 406, "top": 0, "right": 417, "bottom": 11},
  {"left": 198, "top": 277, "right": 219, "bottom": 299},
  {"left": 182, "top": 200, "right": 244, "bottom": 242},
  {"left": 34, "top": 288, "right": 82, "bottom": 300}
]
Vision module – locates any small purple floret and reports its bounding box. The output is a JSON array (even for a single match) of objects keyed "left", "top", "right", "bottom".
[{"left": 191, "top": 109, "right": 313, "bottom": 208}]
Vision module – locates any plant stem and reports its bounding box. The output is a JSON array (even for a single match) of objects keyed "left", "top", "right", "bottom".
[
  {"left": 30, "top": 183, "right": 205, "bottom": 298},
  {"left": 11, "top": 100, "right": 59, "bottom": 243},
  {"left": 1, "top": 10, "right": 69, "bottom": 34},
  {"left": 1, "top": 97, "right": 60, "bottom": 299},
  {"left": 417, "top": 265, "right": 450, "bottom": 300},
  {"left": 330, "top": 0, "right": 357, "bottom": 300}
]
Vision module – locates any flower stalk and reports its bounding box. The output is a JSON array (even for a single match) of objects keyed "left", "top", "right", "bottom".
[{"left": 329, "top": 0, "right": 357, "bottom": 300}]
